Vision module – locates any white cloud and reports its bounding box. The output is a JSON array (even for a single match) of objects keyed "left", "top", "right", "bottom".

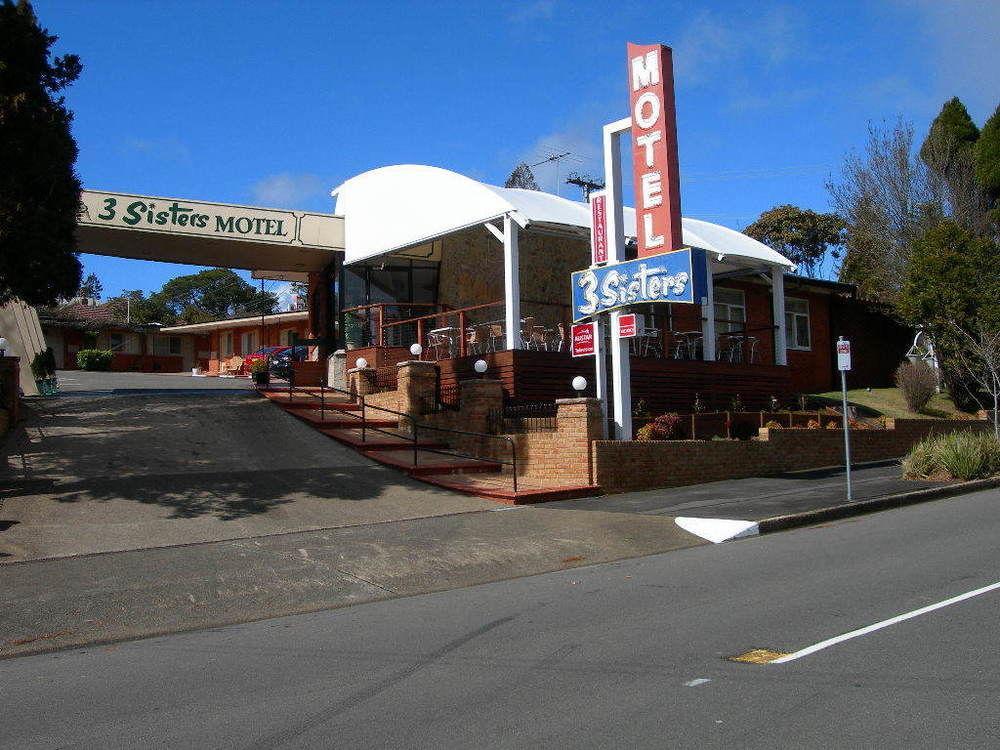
[
  {"left": 508, "top": 0, "right": 557, "bottom": 25},
  {"left": 250, "top": 173, "right": 325, "bottom": 208},
  {"left": 123, "top": 136, "right": 191, "bottom": 163}
]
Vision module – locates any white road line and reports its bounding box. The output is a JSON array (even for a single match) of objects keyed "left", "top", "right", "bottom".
[
  {"left": 685, "top": 678, "right": 712, "bottom": 687},
  {"left": 772, "top": 579, "right": 1000, "bottom": 664}
]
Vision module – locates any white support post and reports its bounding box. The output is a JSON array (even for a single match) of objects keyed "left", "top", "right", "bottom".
[
  {"left": 603, "top": 117, "right": 634, "bottom": 440},
  {"left": 701, "top": 253, "right": 716, "bottom": 362},
  {"left": 771, "top": 266, "right": 787, "bottom": 366},
  {"left": 503, "top": 214, "right": 521, "bottom": 351},
  {"left": 593, "top": 316, "right": 608, "bottom": 438}
]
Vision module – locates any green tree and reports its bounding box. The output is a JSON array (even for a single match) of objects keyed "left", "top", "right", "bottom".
[
  {"left": 919, "top": 97, "right": 979, "bottom": 170},
  {"left": 149, "top": 268, "right": 277, "bottom": 324},
  {"left": 743, "top": 205, "right": 845, "bottom": 278},
  {"left": 78, "top": 272, "right": 102, "bottom": 299},
  {"left": 504, "top": 163, "right": 540, "bottom": 191},
  {"left": 898, "top": 220, "right": 1000, "bottom": 429},
  {"left": 0, "top": 0, "right": 83, "bottom": 306},
  {"left": 106, "top": 289, "right": 171, "bottom": 325},
  {"left": 975, "top": 105, "right": 1000, "bottom": 224}
]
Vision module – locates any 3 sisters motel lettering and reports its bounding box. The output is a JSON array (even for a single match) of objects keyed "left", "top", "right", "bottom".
[
  {"left": 572, "top": 248, "right": 707, "bottom": 322},
  {"left": 78, "top": 190, "right": 298, "bottom": 244}
]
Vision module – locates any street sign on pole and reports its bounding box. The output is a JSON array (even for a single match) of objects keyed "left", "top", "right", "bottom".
[
  {"left": 571, "top": 322, "right": 597, "bottom": 357},
  {"left": 837, "top": 336, "right": 853, "bottom": 501}
]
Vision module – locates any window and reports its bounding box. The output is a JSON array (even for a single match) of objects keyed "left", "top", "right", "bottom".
[
  {"left": 109, "top": 333, "right": 126, "bottom": 352},
  {"left": 785, "top": 298, "right": 811, "bottom": 350},
  {"left": 168, "top": 336, "right": 182, "bottom": 355},
  {"left": 713, "top": 288, "right": 746, "bottom": 334},
  {"left": 240, "top": 331, "right": 257, "bottom": 354},
  {"left": 284, "top": 329, "right": 298, "bottom": 346},
  {"left": 221, "top": 332, "right": 234, "bottom": 357}
]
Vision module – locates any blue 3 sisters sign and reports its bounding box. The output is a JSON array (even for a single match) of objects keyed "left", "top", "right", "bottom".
[{"left": 571, "top": 247, "right": 708, "bottom": 322}]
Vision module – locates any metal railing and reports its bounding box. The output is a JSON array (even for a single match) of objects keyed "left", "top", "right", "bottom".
[
  {"left": 258, "top": 375, "right": 519, "bottom": 491},
  {"left": 359, "top": 396, "right": 519, "bottom": 492},
  {"left": 487, "top": 401, "right": 558, "bottom": 434}
]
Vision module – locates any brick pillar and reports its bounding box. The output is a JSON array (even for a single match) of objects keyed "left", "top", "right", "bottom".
[
  {"left": 348, "top": 366, "right": 376, "bottom": 398},
  {"left": 458, "top": 378, "right": 503, "bottom": 434},
  {"left": 397, "top": 360, "right": 438, "bottom": 431},
  {"left": 556, "top": 397, "right": 603, "bottom": 485}
]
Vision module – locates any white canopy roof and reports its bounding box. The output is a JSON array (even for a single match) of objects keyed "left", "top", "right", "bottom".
[{"left": 331, "top": 165, "right": 793, "bottom": 270}]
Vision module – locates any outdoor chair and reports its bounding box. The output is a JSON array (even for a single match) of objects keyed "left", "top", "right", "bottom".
[
  {"left": 488, "top": 323, "right": 505, "bottom": 352},
  {"left": 519, "top": 317, "right": 536, "bottom": 349}
]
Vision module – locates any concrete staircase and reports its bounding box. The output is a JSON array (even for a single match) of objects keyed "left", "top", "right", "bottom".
[{"left": 259, "top": 386, "right": 598, "bottom": 503}]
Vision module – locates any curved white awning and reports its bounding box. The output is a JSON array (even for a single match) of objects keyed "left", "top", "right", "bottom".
[{"left": 331, "top": 164, "right": 794, "bottom": 270}]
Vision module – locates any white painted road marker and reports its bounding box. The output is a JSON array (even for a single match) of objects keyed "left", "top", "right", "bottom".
[
  {"left": 772, "top": 578, "right": 1000, "bottom": 664},
  {"left": 675, "top": 517, "right": 759, "bottom": 544}
]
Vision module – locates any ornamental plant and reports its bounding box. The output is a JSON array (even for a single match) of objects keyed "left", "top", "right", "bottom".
[
  {"left": 894, "top": 361, "right": 938, "bottom": 413},
  {"left": 903, "top": 431, "right": 1000, "bottom": 481},
  {"left": 76, "top": 349, "right": 113, "bottom": 371}
]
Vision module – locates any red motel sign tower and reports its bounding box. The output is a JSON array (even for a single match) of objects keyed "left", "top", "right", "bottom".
[{"left": 627, "top": 43, "right": 683, "bottom": 258}]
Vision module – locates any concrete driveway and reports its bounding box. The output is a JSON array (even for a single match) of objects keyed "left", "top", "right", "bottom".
[{"left": 1, "top": 386, "right": 495, "bottom": 561}]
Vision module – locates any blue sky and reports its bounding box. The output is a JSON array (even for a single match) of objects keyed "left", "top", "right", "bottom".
[{"left": 36, "top": 0, "right": 1000, "bottom": 298}]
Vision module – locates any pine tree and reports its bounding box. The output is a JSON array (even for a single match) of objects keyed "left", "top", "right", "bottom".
[
  {"left": 504, "top": 163, "right": 540, "bottom": 191},
  {"left": 975, "top": 105, "right": 1000, "bottom": 209},
  {"left": 0, "top": 0, "right": 83, "bottom": 306}
]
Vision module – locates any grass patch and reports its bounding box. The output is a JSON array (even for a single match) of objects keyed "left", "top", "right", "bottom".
[
  {"left": 813, "top": 387, "right": 971, "bottom": 420},
  {"left": 902, "top": 431, "right": 1000, "bottom": 481}
]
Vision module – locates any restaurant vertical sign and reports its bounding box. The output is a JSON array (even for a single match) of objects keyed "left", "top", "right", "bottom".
[
  {"left": 628, "top": 43, "right": 683, "bottom": 258},
  {"left": 590, "top": 190, "right": 608, "bottom": 265}
]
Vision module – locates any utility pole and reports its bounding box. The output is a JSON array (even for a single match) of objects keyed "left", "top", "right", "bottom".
[{"left": 566, "top": 172, "right": 605, "bottom": 200}]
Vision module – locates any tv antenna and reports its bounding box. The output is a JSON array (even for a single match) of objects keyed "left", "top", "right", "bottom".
[{"left": 530, "top": 151, "right": 578, "bottom": 196}]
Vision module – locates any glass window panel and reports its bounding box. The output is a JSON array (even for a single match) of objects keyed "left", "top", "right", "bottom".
[{"left": 795, "top": 315, "right": 810, "bottom": 347}]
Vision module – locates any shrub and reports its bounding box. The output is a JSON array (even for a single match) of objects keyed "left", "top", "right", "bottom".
[
  {"left": 902, "top": 431, "right": 1000, "bottom": 481},
  {"left": 806, "top": 419, "right": 821, "bottom": 429},
  {"left": 763, "top": 420, "right": 783, "bottom": 430},
  {"left": 895, "top": 361, "right": 938, "bottom": 413},
  {"left": 76, "top": 349, "right": 114, "bottom": 371},
  {"left": 636, "top": 412, "right": 682, "bottom": 441}
]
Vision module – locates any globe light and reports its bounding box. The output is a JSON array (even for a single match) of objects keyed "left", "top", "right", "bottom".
[
  {"left": 410, "top": 343, "right": 423, "bottom": 357},
  {"left": 355, "top": 357, "right": 369, "bottom": 369},
  {"left": 572, "top": 375, "right": 588, "bottom": 392},
  {"left": 474, "top": 359, "right": 488, "bottom": 374}
]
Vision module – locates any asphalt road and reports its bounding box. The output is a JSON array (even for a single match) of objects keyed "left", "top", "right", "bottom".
[{"left": 5, "top": 489, "right": 1000, "bottom": 749}]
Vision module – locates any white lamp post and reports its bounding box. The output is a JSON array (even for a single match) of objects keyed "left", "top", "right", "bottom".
[
  {"left": 410, "top": 343, "right": 423, "bottom": 359},
  {"left": 355, "top": 357, "right": 369, "bottom": 369},
  {"left": 474, "top": 359, "right": 488, "bottom": 377},
  {"left": 572, "top": 375, "right": 588, "bottom": 393}
]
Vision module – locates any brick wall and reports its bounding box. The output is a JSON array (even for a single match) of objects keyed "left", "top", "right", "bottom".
[{"left": 593, "top": 418, "right": 989, "bottom": 493}]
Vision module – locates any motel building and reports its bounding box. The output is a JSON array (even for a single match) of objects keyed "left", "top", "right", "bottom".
[
  {"left": 5, "top": 42, "right": 915, "bottom": 497},
  {"left": 66, "top": 163, "right": 907, "bottom": 413}
]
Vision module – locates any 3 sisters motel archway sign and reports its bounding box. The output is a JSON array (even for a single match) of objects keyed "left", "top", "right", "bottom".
[
  {"left": 6, "top": 191, "right": 344, "bottom": 395},
  {"left": 571, "top": 42, "right": 708, "bottom": 440}
]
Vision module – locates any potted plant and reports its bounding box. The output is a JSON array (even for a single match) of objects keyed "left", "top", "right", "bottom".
[{"left": 250, "top": 357, "right": 270, "bottom": 387}]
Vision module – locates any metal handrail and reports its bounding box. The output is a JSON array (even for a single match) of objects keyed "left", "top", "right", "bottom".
[{"left": 359, "top": 395, "right": 518, "bottom": 492}]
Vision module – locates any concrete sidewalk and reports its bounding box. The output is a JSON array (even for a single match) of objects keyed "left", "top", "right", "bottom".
[{"left": 552, "top": 460, "right": 948, "bottom": 521}]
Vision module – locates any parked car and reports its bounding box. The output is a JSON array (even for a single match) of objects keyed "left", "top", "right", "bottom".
[
  {"left": 241, "top": 346, "right": 291, "bottom": 375},
  {"left": 269, "top": 345, "right": 308, "bottom": 378}
]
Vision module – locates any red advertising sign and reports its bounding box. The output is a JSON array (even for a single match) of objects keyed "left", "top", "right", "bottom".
[
  {"left": 571, "top": 322, "right": 597, "bottom": 357},
  {"left": 590, "top": 191, "right": 608, "bottom": 264},
  {"left": 628, "top": 42, "right": 683, "bottom": 258},
  {"left": 618, "top": 313, "right": 637, "bottom": 338}
]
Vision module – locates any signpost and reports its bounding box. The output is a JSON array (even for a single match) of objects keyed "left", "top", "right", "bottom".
[
  {"left": 837, "top": 337, "right": 853, "bottom": 501},
  {"left": 571, "top": 322, "right": 597, "bottom": 358}
]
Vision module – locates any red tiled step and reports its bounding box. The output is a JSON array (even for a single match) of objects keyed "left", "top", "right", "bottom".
[
  {"left": 281, "top": 406, "right": 397, "bottom": 430},
  {"left": 365, "top": 448, "right": 501, "bottom": 476},
  {"left": 416, "top": 472, "right": 601, "bottom": 504},
  {"left": 320, "top": 427, "right": 448, "bottom": 451}
]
